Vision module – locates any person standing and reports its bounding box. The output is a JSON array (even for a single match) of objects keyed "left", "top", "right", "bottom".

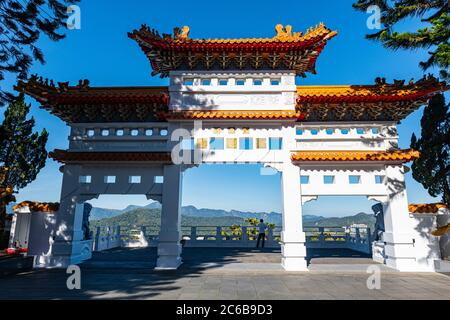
[{"left": 256, "top": 219, "right": 266, "bottom": 248}]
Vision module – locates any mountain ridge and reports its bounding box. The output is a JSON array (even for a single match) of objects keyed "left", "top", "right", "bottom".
[{"left": 89, "top": 206, "right": 375, "bottom": 230}]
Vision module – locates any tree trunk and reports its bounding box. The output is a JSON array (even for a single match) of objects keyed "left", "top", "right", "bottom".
[
  {"left": 0, "top": 202, "right": 8, "bottom": 249},
  {"left": 443, "top": 178, "right": 450, "bottom": 206},
  {"left": 0, "top": 202, "right": 5, "bottom": 232}
]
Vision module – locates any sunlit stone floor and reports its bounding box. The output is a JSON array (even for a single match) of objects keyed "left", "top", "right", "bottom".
[{"left": 0, "top": 247, "right": 449, "bottom": 300}]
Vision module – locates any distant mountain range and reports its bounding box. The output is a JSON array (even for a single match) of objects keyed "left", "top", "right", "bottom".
[
  {"left": 90, "top": 208, "right": 246, "bottom": 233},
  {"left": 89, "top": 204, "right": 375, "bottom": 230},
  {"left": 91, "top": 203, "right": 287, "bottom": 224},
  {"left": 90, "top": 202, "right": 162, "bottom": 220},
  {"left": 7, "top": 201, "right": 374, "bottom": 229}
]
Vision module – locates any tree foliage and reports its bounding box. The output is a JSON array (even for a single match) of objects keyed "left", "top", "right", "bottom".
[
  {"left": 411, "top": 93, "right": 450, "bottom": 204},
  {"left": 222, "top": 218, "right": 276, "bottom": 241},
  {"left": 0, "top": 95, "right": 48, "bottom": 190},
  {"left": 0, "top": 167, "right": 15, "bottom": 239},
  {"left": 353, "top": 0, "right": 450, "bottom": 80},
  {"left": 0, "top": 0, "right": 80, "bottom": 105}
]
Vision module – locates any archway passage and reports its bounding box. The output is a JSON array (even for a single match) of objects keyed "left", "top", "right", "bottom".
[
  {"left": 302, "top": 196, "right": 379, "bottom": 267},
  {"left": 78, "top": 166, "right": 387, "bottom": 271},
  {"left": 180, "top": 164, "right": 283, "bottom": 270},
  {"left": 64, "top": 195, "right": 160, "bottom": 269},
  {"left": 83, "top": 170, "right": 284, "bottom": 271}
]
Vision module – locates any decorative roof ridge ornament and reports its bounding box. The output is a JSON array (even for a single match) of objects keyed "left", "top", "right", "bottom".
[
  {"left": 17, "top": 75, "right": 171, "bottom": 96},
  {"left": 129, "top": 22, "right": 336, "bottom": 44},
  {"left": 373, "top": 74, "right": 446, "bottom": 94},
  {"left": 128, "top": 23, "right": 337, "bottom": 77},
  {"left": 17, "top": 74, "right": 92, "bottom": 95},
  {"left": 274, "top": 24, "right": 303, "bottom": 41},
  {"left": 174, "top": 26, "right": 190, "bottom": 40},
  {"left": 76, "top": 79, "right": 90, "bottom": 91}
]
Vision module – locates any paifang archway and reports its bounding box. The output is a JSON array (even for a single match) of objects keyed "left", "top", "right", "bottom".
[{"left": 16, "top": 22, "right": 448, "bottom": 272}]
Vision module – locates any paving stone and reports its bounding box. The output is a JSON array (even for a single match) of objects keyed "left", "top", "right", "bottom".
[{"left": 0, "top": 247, "right": 449, "bottom": 300}]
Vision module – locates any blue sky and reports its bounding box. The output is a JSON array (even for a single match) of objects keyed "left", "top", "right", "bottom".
[{"left": 1, "top": 0, "right": 446, "bottom": 216}]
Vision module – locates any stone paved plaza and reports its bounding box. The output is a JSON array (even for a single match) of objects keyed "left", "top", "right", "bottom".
[{"left": 0, "top": 248, "right": 449, "bottom": 300}]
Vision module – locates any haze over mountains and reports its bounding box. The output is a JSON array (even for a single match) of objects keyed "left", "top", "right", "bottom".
[
  {"left": 90, "top": 203, "right": 312, "bottom": 225},
  {"left": 90, "top": 202, "right": 162, "bottom": 220},
  {"left": 89, "top": 203, "right": 375, "bottom": 229},
  {"left": 8, "top": 201, "right": 374, "bottom": 229}
]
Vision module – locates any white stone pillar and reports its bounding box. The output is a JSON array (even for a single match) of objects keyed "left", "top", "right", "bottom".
[
  {"left": 280, "top": 162, "right": 308, "bottom": 271},
  {"left": 35, "top": 165, "right": 93, "bottom": 268},
  {"left": 156, "top": 165, "right": 183, "bottom": 270},
  {"left": 383, "top": 165, "right": 422, "bottom": 271}
]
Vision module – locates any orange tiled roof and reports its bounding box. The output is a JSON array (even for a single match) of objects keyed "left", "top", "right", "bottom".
[
  {"left": 162, "top": 110, "right": 302, "bottom": 120},
  {"left": 49, "top": 150, "right": 172, "bottom": 164},
  {"left": 128, "top": 23, "right": 336, "bottom": 77},
  {"left": 294, "top": 76, "right": 448, "bottom": 121},
  {"left": 15, "top": 78, "right": 169, "bottom": 105},
  {"left": 291, "top": 149, "right": 419, "bottom": 162},
  {"left": 13, "top": 201, "right": 59, "bottom": 213},
  {"left": 409, "top": 203, "right": 450, "bottom": 214},
  {"left": 432, "top": 223, "right": 450, "bottom": 237},
  {"left": 296, "top": 77, "right": 448, "bottom": 104},
  {"left": 14, "top": 78, "right": 169, "bottom": 123}
]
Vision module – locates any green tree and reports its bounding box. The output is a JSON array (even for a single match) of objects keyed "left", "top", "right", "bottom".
[
  {"left": 0, "top": 0, "right": 80, "bottom": 105},
  {"left": 353, "top": 0, "right": 450, "bottom": 80},
  {"left": 0, "top": 168, "right": 15, "bottom": 247},
  {"left": 411, "top": 93, "right": 450, "bottom": 205},
  {"left": 0, "top": 96, "right": 48, "bottom": 237}
]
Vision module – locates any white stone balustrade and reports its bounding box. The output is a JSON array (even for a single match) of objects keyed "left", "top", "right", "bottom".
[
  {"left": 93, "top": 226, "right": 122, "bottom": 251},
  {"left": 92, "top": 225, "right": 372, "bottom": 253}
]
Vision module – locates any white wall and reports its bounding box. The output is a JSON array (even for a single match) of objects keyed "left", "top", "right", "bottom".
[
  {"left": 9, "top": 212, "right": 31, "bottom": 248},
  {"left": 410, "top": 214, "right": 445, "bottom": 271},
  {"left": 295, "top": 122, "right": 398, "bottom": 151},
  {"left": 300, "top": 165, "right": 387, "bottom": 198},
  {"left": 169, "top": 71, "right": 297, "bottom": 111},
  {"left": 28, "top": 213, "right": 57, "bottom": 257}
]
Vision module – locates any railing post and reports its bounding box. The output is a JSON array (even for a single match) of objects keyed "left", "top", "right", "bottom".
[
  {"left": 190, "top": 227, "right": 197, "bottom": 242},
  {"left": 116, "top": 226, "right": 121, "bottom": 247},
  {"left": 366, "top": 227, "right": 371, "bottom": 253},
  {"left": 94, "top": 226, "right": 101, "bottom": 251},
  {"left": 268, "top": 228, "right": 274, "bottom": 243},
  {"left": 345, "top": 228, "right": 351, "bottom": 244},
  {"left": 106, "top": 226, "right": 111, "bottom": 249},
  {"left": 216, "top": 227, "right": 222, "bottom": 243},
  {"left": 319, "top": 227, "right": 325, "bottom": 245},
  {"left": 242, "top": 226, "right": 248, "bottom": 243},
  {"left": 355, "top": 228, "right": 361, "bottom": 244}
]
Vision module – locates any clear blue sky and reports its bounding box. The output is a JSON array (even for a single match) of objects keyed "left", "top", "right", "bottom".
[{"left": 1, "top": 0, "right": 446, "bottom": 216}]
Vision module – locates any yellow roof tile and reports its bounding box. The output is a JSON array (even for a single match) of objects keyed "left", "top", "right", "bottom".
[
  {"left": 13, "top": 201, "right": 59, "bottom": 213},
  {"left": 291, "top": 149, "right": 419, "bottom": 162},
  {"left": 409, "top": 203, "right": 450, "bottom": 214}
]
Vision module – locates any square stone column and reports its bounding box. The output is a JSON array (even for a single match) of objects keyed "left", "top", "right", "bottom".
[
  {"left": 35, "top": 165, "right": 93, "bottom": 268},
  {"left": 383, "top": 165, "right": 424, "bottom": 271},
  {"left": 156, "top": 165, "right": 183, "bottom": 270},
  {"left": 280, "top": 162, "right": 308, "bottom": 271}
]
